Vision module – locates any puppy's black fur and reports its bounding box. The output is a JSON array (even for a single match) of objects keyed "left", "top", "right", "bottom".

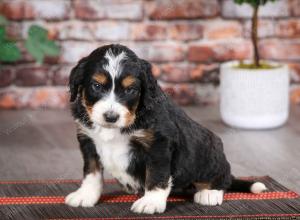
[{"left": 69, "top": 44, "right": 262, "bottom": 208}]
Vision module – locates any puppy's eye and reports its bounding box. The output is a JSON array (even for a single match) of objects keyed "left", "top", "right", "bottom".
[
  {"left": 91, "top": 82, "right": 102, "bottom": 92},
  {"left": 125, "top": 87, "right": 138, "bottom": 95}
]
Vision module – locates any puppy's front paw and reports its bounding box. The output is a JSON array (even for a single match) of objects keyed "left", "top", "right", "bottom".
[
  {"left": 194, "top": 189, "right": 224, "bottom": 206},
  {"left": 65, "top": 172, "right": 102, "bottom": 207},
  {"left": 131, "top": 195, "right": 166, "bottom": 214},
  {"left": 65, "top": 188, "right": 101, "bottom": 207}
]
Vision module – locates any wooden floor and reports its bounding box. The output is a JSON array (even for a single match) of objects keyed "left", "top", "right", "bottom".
[{"left": 0, "top": 105, "right": 299, "bottom": 193}]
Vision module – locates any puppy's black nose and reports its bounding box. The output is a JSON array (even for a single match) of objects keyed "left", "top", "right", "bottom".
[{"left": 103, "top": 111, "right": 120, "bottom": 123}]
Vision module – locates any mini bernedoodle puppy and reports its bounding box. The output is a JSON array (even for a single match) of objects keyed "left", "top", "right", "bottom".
[{"left": 65, "top": 44, "right": 267, "bottom": 214}]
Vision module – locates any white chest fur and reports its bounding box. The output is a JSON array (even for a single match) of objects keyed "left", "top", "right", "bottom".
[{"left": 81, "top": 125, "right": 140, "bottom": 192}]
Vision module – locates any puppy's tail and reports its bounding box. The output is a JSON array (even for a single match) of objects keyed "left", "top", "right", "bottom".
[{"left": 228, "top": 176, "right": 267, "bottom": 194}]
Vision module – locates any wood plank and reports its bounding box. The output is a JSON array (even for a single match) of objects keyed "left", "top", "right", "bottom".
[{"left": 0, "top": 106, "right": 299, "bottom": 193}]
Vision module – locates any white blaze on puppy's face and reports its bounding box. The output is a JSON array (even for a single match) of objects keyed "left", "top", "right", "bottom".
[
  {"left": 90, "top": 50, "right": 131, "bottom": 128},
  {"left": 103, "top": 49, "right": 127, "bottom": 79}
]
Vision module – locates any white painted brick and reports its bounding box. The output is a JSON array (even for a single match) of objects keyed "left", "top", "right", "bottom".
[
  {"left": 222, "top": 0, "right": 289, "bottom": 18},
  {"left": 30, "top": 0, "right": 71, "bottom": 20},
  {"left": 60, "top": 41, "right": 99, "bottom": 63},
  {"left": 93, "top": 22, "right": 130, "bottom": 41}
]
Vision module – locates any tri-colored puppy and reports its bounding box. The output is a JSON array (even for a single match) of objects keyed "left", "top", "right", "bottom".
[{"left": 65, "top": 44, "right": 266, "bottom": 214}]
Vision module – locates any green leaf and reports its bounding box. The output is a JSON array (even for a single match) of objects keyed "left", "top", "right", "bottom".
[
  {"left": 28, "top": 25, "right": 48, "bottom": 41},
  {"left": 25, "top": 38, "right": 44, "bottom": 64},
  {"left": 39, "top": 40, "right": 60, "bottom": 56},
  {"left": 0, "top": 15, "right": 8, "bottom": 26},
  {"left": 25, "top": 25, "right": 60, "bottom": 63},
  {"left": 0, "top": 41, "right": 21, "bottom": 62},
  {"left": 0, "top": 27, "right": 5, "bottom": 42}
]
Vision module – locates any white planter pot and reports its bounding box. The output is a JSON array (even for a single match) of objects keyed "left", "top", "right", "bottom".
[{"left": 220, "top": 61, "right": 290, "bottom": 129}]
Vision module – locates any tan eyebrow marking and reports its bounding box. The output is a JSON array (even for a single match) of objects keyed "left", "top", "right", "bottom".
[
  {"left": 93, "top": 73, "right": 107, "bottom": 84},
  {"left": 122, "top": 75, "right": 136, "bottom": 88}
]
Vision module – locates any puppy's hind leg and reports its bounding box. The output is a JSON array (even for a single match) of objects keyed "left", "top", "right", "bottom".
[{"left": 193, "top": 182, "right": 224, "bottom": 206}]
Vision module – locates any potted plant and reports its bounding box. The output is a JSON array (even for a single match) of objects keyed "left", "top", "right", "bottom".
[{"left": 220, "top": 0, "right": 289, "bottom": 129}]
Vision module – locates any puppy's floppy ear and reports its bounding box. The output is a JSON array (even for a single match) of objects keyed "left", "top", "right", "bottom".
[
  {"left": 138, "top": 59, "right": 161, "bottom": 111},
  {"left": 69, "top": 57, "right": 87, "bottom": 102}
]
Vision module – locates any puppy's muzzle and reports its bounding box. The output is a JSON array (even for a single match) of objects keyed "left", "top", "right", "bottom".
[{"left": 103, "top": 111, "right": 120, "bottom": 123}]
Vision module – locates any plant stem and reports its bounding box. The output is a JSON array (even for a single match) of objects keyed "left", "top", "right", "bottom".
[{"left": 252, "top": 4, "right": 260, "bottom": 67}]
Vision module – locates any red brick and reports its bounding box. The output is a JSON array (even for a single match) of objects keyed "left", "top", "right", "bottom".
[
  {"left": 189, "top": 45, "right": 215, "bottom": 62},
  {"left": 276, "top": 19, "right": 300, "bottom": 38},
  {"left": 0, "top": 0, "right": 34, "bottom": 20},
  {"left": 151, "top": 64, "right": 161, "bottom": 78},
  {"left": 289, "top": 0, "right": 300, "bottom": 16},
  {"left": 289, "top": 63, "right": 300, "bottom": 83},
  {"left": 0, "top": 67, "right": 15, "bottom": 87},
  {"left": 259, "top": 39, "right": 300, "bottom": 61},
  {"left": 74, "top": 0, "right": 103, "bottom": 20},
  {"left": 160, "top": 82, "right": 196, "bottom": 105},
  {"left": 74, "top": 0, "right": 143, "bottom": 20},
  {"left": 149, "top": 0, "right": 219, "bottom": 20},
  {"left": 133, "top": 43, "right": 185, "bottom": 62},
  {"left": 6, "top": 22, "right": 22, "bottom": 40},
  {"left": 244, "top": 19, "right": 275, "bottom": 38},
  {"left": 160, "top": 64, "right": 191, "bottom": 83},
  {"left": 0, "top": 0, "right": 70, "bottom": 20},
  {"left": 48, "top": 21, "right": 131, "bottom": 41},
  {"left": 47, "top": 25, "right": 58, "bottom": 40},
  {"left": 0, "top": 87, "right": 68, "bottom": 109},
  {"left": 47, "top": 21, "right": 93, "bottom": 40},
  {"left": 15, "top": 66, "right": 49, "bottom": 86},
  {"left": 291, "top": 87, "right": 300, "bottom": 105},
  {"left": 131, "top": 23, "right": 167, "bottom": 41},
  {"left": 189, "top": 64, "right": 219, "bottom": 84},
  {"left": 168, "top": 23, "right": 203, "bottom": 41},
  {"left": 14, "top": 42, "right": 33, "bottom": 63},
  {"left": 0, "top": 91, "right": 18, "bottom": 108},
  {"left": 203, "top": 21, "right": 242, "bottom": 39},
  {"left": 188, "top": 41, "right": 252, "bottom": 62},
  {"left": 53, "top": 65, "right": 73, "bottom": 86},
  {"left": 160, "top": 63, "right": 219, "bottom": 84},
  {"left": 44, "top": 56, "right": 60, "bottom": 65}
]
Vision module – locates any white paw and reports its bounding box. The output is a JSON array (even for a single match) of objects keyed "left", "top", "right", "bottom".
[
  {"left": 194, "top": 189, "right": 224, "bottom": 206},
  {"left": 131, "top": 195, "right": 166, "bottom": 214},
  {"left": 65, "top": 188, "right": 101, "bottom": 207},
  {"left": 65, "top": 172, "right": 102, "bottom": 207},
  {"left": 250, "top": 182, "right": 267, "bottom": 194}
]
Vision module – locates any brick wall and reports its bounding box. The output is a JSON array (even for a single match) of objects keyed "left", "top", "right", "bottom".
[{"left": 0, "top": 0, "right": 300, "bottom": 109}]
